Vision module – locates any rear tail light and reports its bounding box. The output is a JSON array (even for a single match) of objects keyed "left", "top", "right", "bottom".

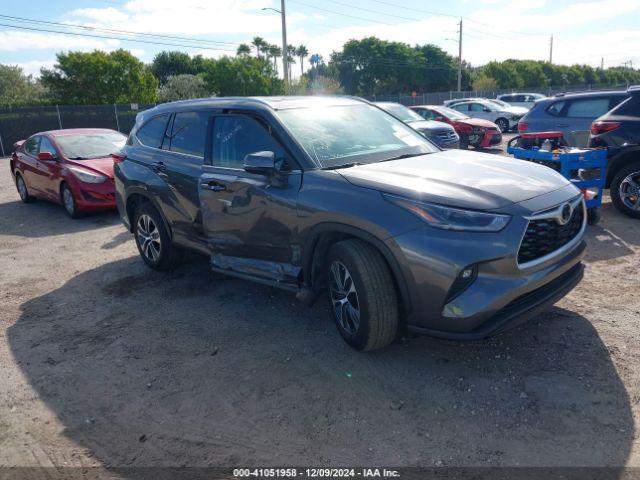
[
  {"left": 518, "top": 122, "right": 528, "bottom": 134},
  {"left": 590, "top": 121, "right": 621, "bottom": 135},
  {"left": 111, "top": 153, "right": 127, "bottom": 164}
]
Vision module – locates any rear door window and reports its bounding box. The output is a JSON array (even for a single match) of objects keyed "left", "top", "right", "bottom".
[
  {"left": 24, "top": 136, "right": 40, "bottom": 155},
  {"left": 452, "top": 103, "right": 468, "bottom": 112},
  {"left": 566, "top": 98, "right": 611, "bottom": 118},
  {"left": 469, "top": 103, "right": 485, "bottom": 112},
  {"left": 169, "top": 111, "right": 210, "bottom": 157},
  {"left": 136, "top": 114, "right": 170, "bottom": 148}
]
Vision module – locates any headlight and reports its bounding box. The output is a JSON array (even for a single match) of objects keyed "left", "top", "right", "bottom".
[
  {"left": 67, "top": 166, "right": 107, "bottom": 184},
  {"left": 384, "top": 194, "right": 511, "bottom": 232}
]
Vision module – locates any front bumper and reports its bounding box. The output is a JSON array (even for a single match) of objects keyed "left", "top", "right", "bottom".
[
  {"left": 385, "top": 190, "right": 586, "bottom": 339},
  {"left": 70, "top": 178, "right": 116, "bottom": 211}
]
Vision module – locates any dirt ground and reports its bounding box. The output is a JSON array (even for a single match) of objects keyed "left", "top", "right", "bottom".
[{"left": 1, "top": 148, "right": 639, "bottom": 474}]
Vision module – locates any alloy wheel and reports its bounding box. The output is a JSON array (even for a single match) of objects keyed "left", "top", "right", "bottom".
[
  {"left": 137, "top": 214, "right": 162, "bottom": 262},
  {"left": 329, "top": 260, "right": 361, "bottom": 335},
  {"left": 16, "top": 176, "right": 27, "bottom": 201},
  {"left": 619, "top": 171, "right": 640, "bottom": 211}
]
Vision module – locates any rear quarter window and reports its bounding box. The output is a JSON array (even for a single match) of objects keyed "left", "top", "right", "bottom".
[
  {"left": 613, "top": 95, "right": 640, "bottom": 116},
  {"left": 546, "top": 101, "right": 566, "bottom": 117}
]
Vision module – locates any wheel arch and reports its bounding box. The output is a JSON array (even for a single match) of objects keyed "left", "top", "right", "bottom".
[
  {"left": 302, "top": 223, "right": 412, "bottom": 317},
  {"left": 606, "top": 147, "right": 640, "bottom": 188},
  {"left": 124, "top": 187, "right": 173, "bottom": 238}
]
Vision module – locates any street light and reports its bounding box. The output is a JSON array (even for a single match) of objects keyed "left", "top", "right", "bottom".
[{"left": 262, "top": 2, "right": 288, "bottom": 84}]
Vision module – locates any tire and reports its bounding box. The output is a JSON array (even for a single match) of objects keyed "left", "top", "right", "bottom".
[
  {"left": 587, "top": 208, "right": 601, "bottom": 225},
  {"left": 496, "top": 118, "right": 509, "bottom": 133},
  {"left": 459, "top": 134, "right": 469, "bottom": 150},
  {"left": 15, "top": 172, "right": 34, "bottom": 203},
  {"left": 133, "top": 202, "right": 181, "bottom": 270},
  {"left": 610, "top": 162, "right": 640, "bottom": 219},
  {"left": 327, "top": 240, "right": 399, "bottom": 352},
  {"left": 60, "top": 183, "right": 83, "bottom": 219}
]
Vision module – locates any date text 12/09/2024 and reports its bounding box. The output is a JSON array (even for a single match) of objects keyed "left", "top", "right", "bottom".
[{"left": 233, "top": 468, "right": 400, "bottom": 478}]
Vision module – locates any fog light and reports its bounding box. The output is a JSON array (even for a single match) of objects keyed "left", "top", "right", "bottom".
[{"left": 445, "top": 265, "right": 478, "bottom": 303}]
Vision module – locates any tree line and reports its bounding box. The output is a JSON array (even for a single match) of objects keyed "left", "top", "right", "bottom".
[{"left": 1, "top": 36, "right": 639, "bottom": 107}]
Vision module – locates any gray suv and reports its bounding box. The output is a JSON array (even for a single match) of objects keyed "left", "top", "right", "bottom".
[
  {"left": 518, "top": 90, "right": 629, "bottom": 146},
  {"left": 115, "top": 96, "right": 586, "bottom": 351}
]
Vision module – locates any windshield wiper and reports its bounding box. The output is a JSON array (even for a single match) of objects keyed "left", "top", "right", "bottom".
[
  {"left": 380, "top": 152, "right": 426, "bottom": 162},
  {"left": 322, "top": 162, "right": 362, "bottom": 170}
]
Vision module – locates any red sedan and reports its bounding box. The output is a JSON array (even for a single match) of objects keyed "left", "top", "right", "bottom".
[
  {"left": 410, "top": 105, "right": 502, "bottom": 149},
  {"left": 10, "top": 128, "right": 126, "bottom": 218}
]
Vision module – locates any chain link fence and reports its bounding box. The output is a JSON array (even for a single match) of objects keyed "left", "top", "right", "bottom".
[{"left": 0, "top": 103, "right": 155, "bottom": 156}]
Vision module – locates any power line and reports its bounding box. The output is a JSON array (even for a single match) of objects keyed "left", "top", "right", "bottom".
[
  {"left": 368, "top": 0, "right": 460, "bottom": 18},
  {"left": 323, "top": 0, "right": 417, "bottom": 22},
  {"left": 288, "top": 0, "right": 394, "bottom": 25},
  {"left": 0, "top": 22, "right": 237, "bottom": 52},
  {"left": 0, "top": 14, "right": 241, "bottom": 47}
]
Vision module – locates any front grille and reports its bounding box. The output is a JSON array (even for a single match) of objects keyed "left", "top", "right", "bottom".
[
  {"left": 435, "top": 130, "right": 457, "bottom": 140},
  {"left": 518, "top": 202, "right": 584, "bottom": 265}
]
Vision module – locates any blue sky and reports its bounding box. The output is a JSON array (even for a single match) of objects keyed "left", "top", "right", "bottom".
[{"left": 0, "top": 0, "right": 638, "bottom": 77}]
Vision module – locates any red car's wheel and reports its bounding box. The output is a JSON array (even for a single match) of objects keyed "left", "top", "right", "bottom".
[
  {"left": 60, "top": 183, "right": 83, "bottom": 219},
  {"left": 15, "top": 173, "right": 35, "bottom": 203}
]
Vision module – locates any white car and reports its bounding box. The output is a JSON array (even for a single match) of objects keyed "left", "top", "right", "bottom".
[
  {"left": 496, "top": 93, "right": 546, "bottom": 109},
  {"left": 446, "top": 97, "right": 529, "bottom": 117},
  {"left": 449, "top": 100, "right": 524, "bottom": 132}
]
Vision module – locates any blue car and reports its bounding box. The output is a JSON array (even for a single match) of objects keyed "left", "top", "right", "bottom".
[{"left": 518, "top": 90, "right": 630, "bottom": 147}]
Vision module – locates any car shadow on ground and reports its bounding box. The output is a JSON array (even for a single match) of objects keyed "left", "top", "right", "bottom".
[
  {"left": 8, "top": 256, "right": 633, "bottom": 471},
  {"left": 0, "top": 200, "right": 119, "bottom": 238},
  {"left": 583, "top": 201, "right": 638, "bottom": 263}
]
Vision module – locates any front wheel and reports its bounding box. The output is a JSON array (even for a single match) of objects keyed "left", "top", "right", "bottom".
[
  {"left": 133, "top": 202, "right": 182, "bottom": 270},
  {"left": 327, "top": 240, "right": 399, "bottom": 351},
  {"left": 610, "top": 162, "right": 640, "bottom": 219},
  {"left": 15, "top": 173, "right": 34, "bottom": 203},
  {"left": 459, "top": 134, "right": 469, "bottom": 150},
  {"left": 495, "top": 118, "right": 510, "bottom": 133},
  {"left": 61, "top": 183, "right": 83, "bottom": 218}
]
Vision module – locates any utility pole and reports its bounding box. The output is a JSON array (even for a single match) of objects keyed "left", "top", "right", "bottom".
[
  {"left": 281, "top": 0, "right": 289, "bottom": 85},
  {"left": 601, "top": 57, "right": 604, "bottom": 70},
  {"left": 457, "top": 18, "right": 463, "bottom": 92},
  {"left": 549, "top": 35, "right": 553, "bottom": 64}
]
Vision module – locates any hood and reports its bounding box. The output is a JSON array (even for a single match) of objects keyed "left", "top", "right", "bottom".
[
  {"left": 66, "top": 156, "right": 115, "bottom": 178},
  {"left": 457, "top": 117, "right": 498, "bottom": 129},
  {"left": 408, "top": 120, "right": 454, "bottom": 133},
  {"left": 338, "top": 150, "right": 570, "bottom": 211}
]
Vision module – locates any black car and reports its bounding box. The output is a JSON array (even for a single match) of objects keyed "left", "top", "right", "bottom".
[
  {"left": 589, "top": 87, "right": 640, "bottom": 218},
  {"left": 115, "top": 96, "right": 585, "bottom": 351}
]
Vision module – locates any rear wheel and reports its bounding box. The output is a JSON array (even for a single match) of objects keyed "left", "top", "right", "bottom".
[
  {"left": 496, "top": 118, "right": 509, "bottom": 133},
  {"left": 327, "top": 240, "right": 398, "bottom": 351},
  {"left": 15, "top": 173, "right": 34, "bottom": 203},
  {"left": 611, "top": 162, "right": 640, "bottom": 219},
  {"left": 61, "top": 183, "right": 83, "bottom": 218},
  {"left": 133, "top": 202, "right": 181, "bottom": 270}
]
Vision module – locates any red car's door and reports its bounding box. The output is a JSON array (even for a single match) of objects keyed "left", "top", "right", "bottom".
[{"left": 34, "top": 136, "right": 63, "bottom": 200}]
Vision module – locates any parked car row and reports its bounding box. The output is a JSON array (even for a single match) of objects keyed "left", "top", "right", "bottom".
[{"left": 10, "top": 94, "right": 622, "bottom": 352}]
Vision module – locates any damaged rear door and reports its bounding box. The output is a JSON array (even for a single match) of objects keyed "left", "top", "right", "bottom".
[{"left": 199, "top": 113, "right": 302, "bottom": 285}]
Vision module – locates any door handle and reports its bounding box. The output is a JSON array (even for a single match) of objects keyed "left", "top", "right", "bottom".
[{"left": 201, "top": 181, "right": 226, "bottom": 192}]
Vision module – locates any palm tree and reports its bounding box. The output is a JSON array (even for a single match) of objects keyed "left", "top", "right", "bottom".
[
  {"left": 287, "top": 44, "right": 297, "bottom": 82},
  {"left": 296, "top": 45, "right": 309, "bottom": 76},
  {"left": 236, "top": 43, "right": 251, "bottom": 56},
  {"left": 251, "top": 37, "right": 266, "bottom": 57},
  {"left": 268, "top": 44, "right": 282, "bottom": 74}
]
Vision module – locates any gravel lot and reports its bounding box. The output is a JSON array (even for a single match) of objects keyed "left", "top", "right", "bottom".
[{"left": 1, "top": 147, "right": 639, "bottom": 472}]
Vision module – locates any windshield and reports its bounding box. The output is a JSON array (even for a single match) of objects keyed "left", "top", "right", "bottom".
[
  {"left": 378, "top": 103, "right": 424, "bottom": 123},
  {"left": 277, "top": 104, "right": 438, "bottom": 168},
  {"left": 433, "top": 106, "right": 469, "bottom": 120},
  {"left": 56, "top": 132, "right": 127, "bottom": 159},
  {"left": 489, "top": 99, "right": 510, "bottom": 108}
]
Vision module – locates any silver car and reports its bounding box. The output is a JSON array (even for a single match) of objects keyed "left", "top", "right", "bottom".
[{"left": 449, "top": 100, "right": 524, "bottom": 132}]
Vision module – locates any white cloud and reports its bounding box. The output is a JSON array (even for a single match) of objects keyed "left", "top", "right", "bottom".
[
  {"left": 15, "top": 60, "right": 56, "bottom": 77},
  {"left": 0, "top": 31, "right": 118, "bottom": 52}
]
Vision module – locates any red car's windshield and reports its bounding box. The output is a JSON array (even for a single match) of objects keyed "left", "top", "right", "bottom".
[
  {"left": 433, "top": 106, "right": 470, "bottom": 121},
  {"left": 56, "top": 132, "right": 127, "bottom": 160}
]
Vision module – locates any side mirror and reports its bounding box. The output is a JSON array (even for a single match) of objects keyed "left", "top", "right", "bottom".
[
  {"left": 37, "top": 151, "right": 56, "bottom": 161},
  {"left": 243, "top": 151, "right": 277, "bottom": 175}
]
